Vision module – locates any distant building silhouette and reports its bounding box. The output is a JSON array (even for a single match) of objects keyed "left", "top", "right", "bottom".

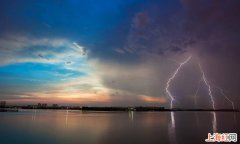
[
  {"left": 37, "top": 103, "right": 41, "bottom": 108},
  {"left": 52, "top": 104, "right": 58, "bottom": 108},
  {"left": 42, "top": 104, "right": 47, "bottom": 108},
  {"left": 37, "top": 103, "right": 47, "bottom": 108},
  {"left": 0, "top": 101, "right": 6, "bottom": 108}
]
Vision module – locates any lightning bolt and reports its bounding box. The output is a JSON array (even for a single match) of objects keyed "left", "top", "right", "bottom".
[
  {"left": 198, "top": 63, "right": 215, "bottom": 110},
  {"left": 198, "top": 63, "right": 218, "bottom": 132},
  {"left": 166, "top": 56, "right": 192, "bottom": 109},
  {"left": 194, "top": 79, "right": 202, "bottom": 108},
  {"left": 213, "top": 86, "right": 237, "bottom": 122},
  {"left": 165, "top": 56, "right": 221, "bottom": 135},
  {"left": 214, "top": 86, "right": 235, "bottom": 110},
  {"left": 165, "top": 55, "right": 191, "bottom": 144},
  {"left": 194, "top": 79, "right": 204, "bottom": 127}
]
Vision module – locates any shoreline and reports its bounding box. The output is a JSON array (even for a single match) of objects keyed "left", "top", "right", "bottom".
[{"left": 1, "top": 107, "right": 239, "bottom": 112}]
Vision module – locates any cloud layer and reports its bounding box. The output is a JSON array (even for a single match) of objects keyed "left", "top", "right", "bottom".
[{"left": 0, "top": 0, "right": 240, "bottom": 108}]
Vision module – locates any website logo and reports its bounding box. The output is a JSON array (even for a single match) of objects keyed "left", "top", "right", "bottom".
[{"left": 205, "top": 133, "right": 237, "bottom": 142}]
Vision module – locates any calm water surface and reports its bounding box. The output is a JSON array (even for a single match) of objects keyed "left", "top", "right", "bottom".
[{"left": 0, "top": 110, "right": 239, "bottom": 144}]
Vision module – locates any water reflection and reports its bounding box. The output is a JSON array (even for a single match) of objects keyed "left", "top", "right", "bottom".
[
  {"left": 65, "top": 110, "right": 69, "bottom": 127},
  {"left": 128, "top": 111, "right": 134, "bottom": 121},
  {"left": 168, "top": 112, "right": 177, "bottom": 144},
  {"left": 195, "top": 112, "right": 200, "bottom": 127},
  {"left": 0, "top": 110, "right": 239, "bottom": 144},
  {"left": 212, "top": 112, "right": 217, "bottom": 133},
  {"left": 31, "top": 109, "right": 37, "bottom": 120},
  {"left": 233, "top": 112, "right": 237, "bottom": 124}
]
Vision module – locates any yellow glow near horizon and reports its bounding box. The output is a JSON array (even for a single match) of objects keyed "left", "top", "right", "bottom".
[{"left": 141, "top": 95, "right": 167, "bottom": 103}]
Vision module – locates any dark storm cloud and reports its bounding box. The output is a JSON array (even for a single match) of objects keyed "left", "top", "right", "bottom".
[
  {"left": 181, "top": 0, "right": 240, "bottom": 107},
  {"left": 182, "top": 0, "right": 240, "bottom": 52},
  {"left": 119, "top": 0, "right": 240, "bottom": 59},
  {"left": 91, "top": 0, "right": 240, "bottom": 108}
]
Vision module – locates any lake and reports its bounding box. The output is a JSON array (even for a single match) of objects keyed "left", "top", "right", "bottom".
[{"left": 0, "top": 110, "right": 239, "bottom": 144}]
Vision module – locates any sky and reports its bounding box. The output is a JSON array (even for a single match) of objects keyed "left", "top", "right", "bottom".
[{"left": 0, "top": 0, "right": 240, "bottom": 108}]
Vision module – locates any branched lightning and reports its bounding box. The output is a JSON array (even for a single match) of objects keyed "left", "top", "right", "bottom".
[
  {"left": 165, "top": 56, "right": 223, "bottom": 134},
  {"left": 198, "top": 63, "right": 217, "bottom": 132},
  {"left": 198, "top": 63, "right": 215, "bottom": 110},
  {"left": 166, "top": 55, "right": 191, "bottom": 144},
  {"left": 166, "top": 56, "right": 192, "bottom": 108},
  {"left": 215, "top": 86, "right": 235, "bottom": 110}
]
